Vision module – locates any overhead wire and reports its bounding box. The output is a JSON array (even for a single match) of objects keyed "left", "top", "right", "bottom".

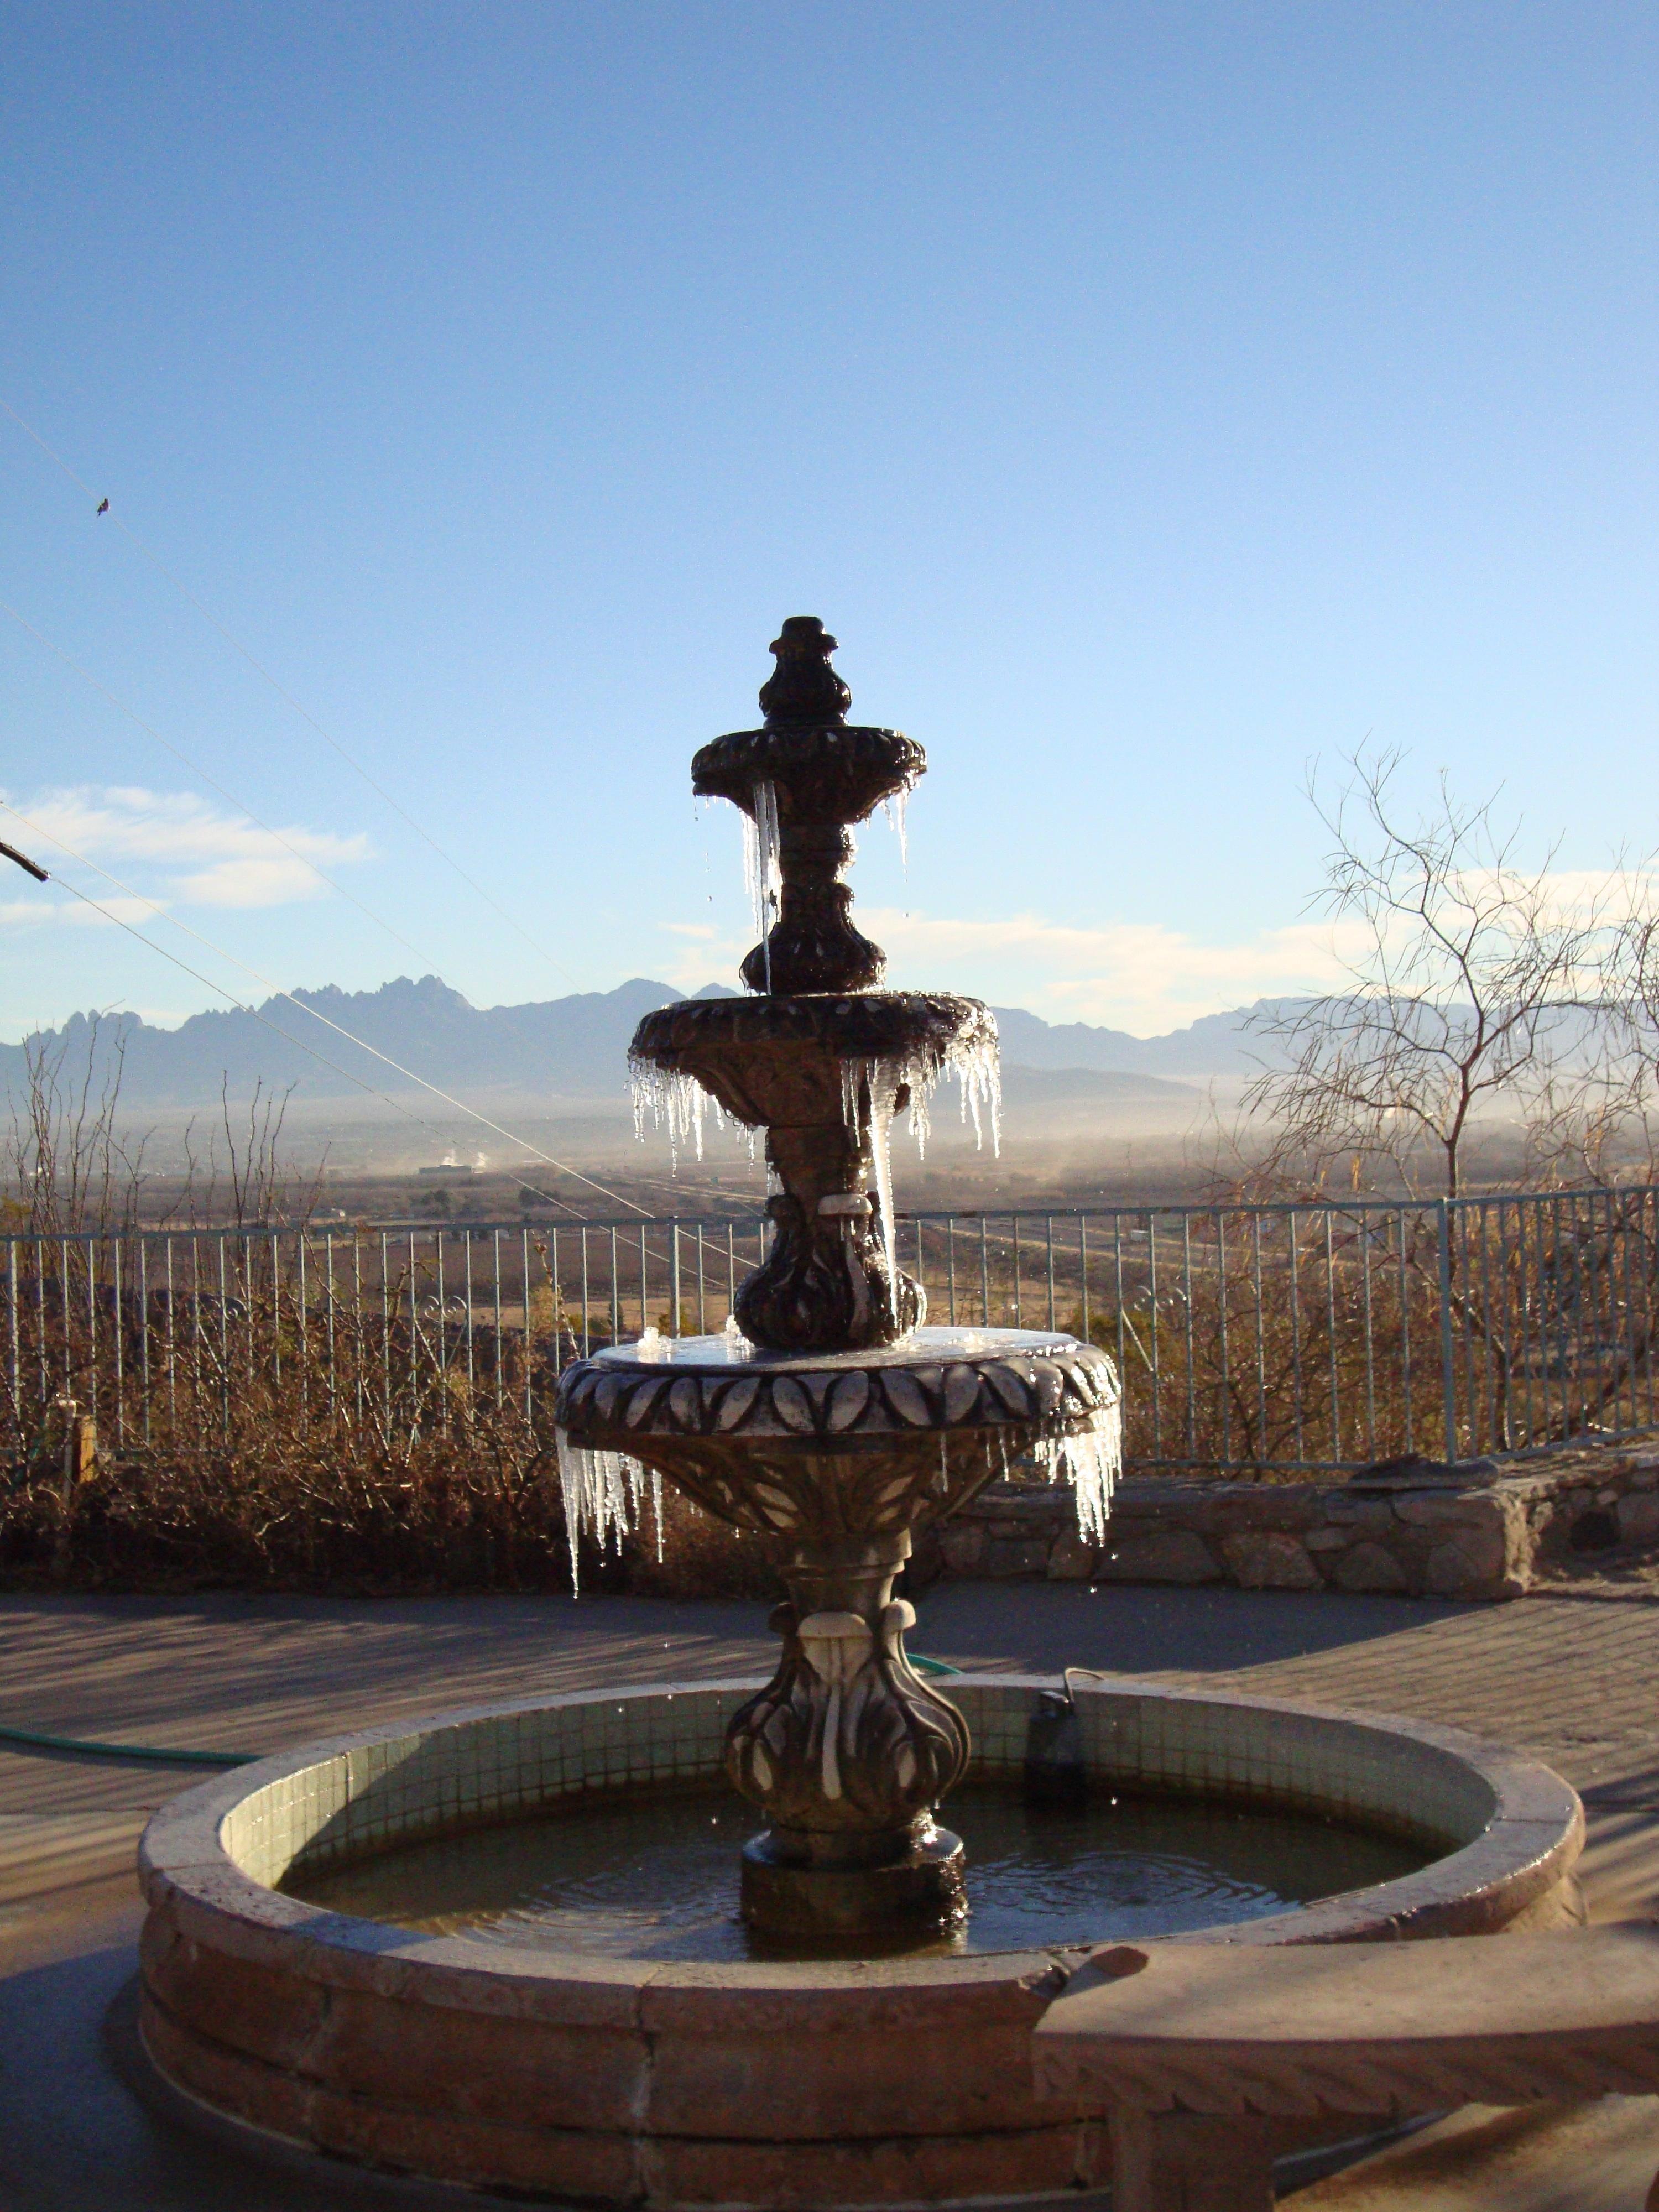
[
  {"left": 0, "top": 392, "right": 586, "bottom": 994},
  {"left": 0, "top": 607, "right": 753, "bottom": 1217},
  {"left": 1, "top": 799, "right": 653, "bottom": 1218},
  {"left": 0, "top": 395, "right": 759, "bottom": 1218},
  {"left": 28, "top": 868, "right": 594, "bottom": 1220}
]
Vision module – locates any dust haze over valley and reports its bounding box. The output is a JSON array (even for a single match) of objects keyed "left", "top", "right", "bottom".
[{"left": 4, "top": 974, "right": 1267, "bottom": 1220}]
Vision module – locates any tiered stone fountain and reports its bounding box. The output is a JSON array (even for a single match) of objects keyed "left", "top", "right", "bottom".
[
  {"left": 136, "top": 622, "right": 1585, "bottom": 2210},
  {"left": 555, "top": 615, "right": 1119, "bottom": 1938}
]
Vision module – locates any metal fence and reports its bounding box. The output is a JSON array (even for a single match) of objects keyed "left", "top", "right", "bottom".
[{"left": 6, "top": 1187, "right": 1659, "bottom": 1474}]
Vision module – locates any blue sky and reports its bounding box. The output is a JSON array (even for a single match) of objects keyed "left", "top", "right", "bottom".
[{"left": 2, "top": 2, "right": 1654, "bottom": 1042}]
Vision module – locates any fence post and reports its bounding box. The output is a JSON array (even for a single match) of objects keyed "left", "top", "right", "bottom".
[{"left": 1436, "top": 1198, "right": 1458, "bottom": 1464}]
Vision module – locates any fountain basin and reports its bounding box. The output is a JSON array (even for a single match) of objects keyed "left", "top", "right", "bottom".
[{"left": 138, "top": 1674, "right": 1582, "bottom": 2208}]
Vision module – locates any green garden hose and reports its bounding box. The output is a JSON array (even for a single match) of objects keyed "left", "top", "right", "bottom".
[
  {"left": 0, "top": 1722, "right": 253, "bottom": 1766},
  {"left": 0, "top": 1654, "right": 963, "bottom": 1767}
]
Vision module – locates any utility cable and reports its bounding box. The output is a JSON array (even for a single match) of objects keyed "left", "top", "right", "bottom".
[
  {"left": 2, "top": 598, "right": 753, "bottom": 1215},
  {"left": 1, "top": 394, "right": 585, "bottom": 994},
  {"left": 11, "top": 856, "right": 740, "bottom": 1252},
  {"left": 2, "top": 802, "right": 648, "bottom": 1217},
  {"left": 0, "top": 396, "right": 757, "bottom": 1216},
  {"left": 0, "top": 839, "right": 48, "bottom": 884},
  {"left": 28, "top": 865, "right": 591, "bottom": 1219},
  {"left": 1, "top": 607, "right": 745, "bottom": 1214},
  {"left": 1, "top": 595, "right": 444, "bottom": 975}
]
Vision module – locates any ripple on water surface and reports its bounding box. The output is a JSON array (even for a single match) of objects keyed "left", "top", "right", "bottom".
[{"left": 286, "top": 1785, "right": 1428, "bottom": 1962}]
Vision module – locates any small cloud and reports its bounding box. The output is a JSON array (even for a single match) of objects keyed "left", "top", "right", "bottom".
[
  {"left": 4, "top": 787, "right": 370, "bottom": 911},
  {"left": 0, "top": 894, "right": 160, "bottom": 931},
  {"left": 858, "top": 907, "right": 1362, "bottom": 1032},
  {"left": 656, "top": 921, "right": 750, "bottom": 992},
  {"left": 170, "top": 854, "right": 335, "bottom": 908}
]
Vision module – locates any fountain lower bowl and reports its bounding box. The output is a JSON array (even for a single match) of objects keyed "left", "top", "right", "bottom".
[{"left": 138, "top": 1676, "right": 1583, "bottom": 2209}]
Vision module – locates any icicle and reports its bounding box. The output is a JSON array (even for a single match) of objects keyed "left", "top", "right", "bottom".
[
  {"left": 882, "top": 784, "right": 911, "bottom": 869},
  {"left": 946, "top": 1027, "right": 1003, "bottom": 1157},
  {"left": 836, "top": 1028, "right": 1003, "bottom": 1215},
  {"left": 841, "top": 1058, "right": 861, "bottom": 1132},
  {"left": 628, "top": 1063, "right": 725, "bottom": 1164},
  {"left": 739, "top": 779, "right": 782, "bottom": 992},
  {"left": 865, "top": 1059, "right": 905, "bottom": 1312},
  {"left": 555, "top": 1431, "right": 651, "bottom": 1593},
  {"left": 1027, "top": 1402, "right": 1121, "bottom": 1545}
]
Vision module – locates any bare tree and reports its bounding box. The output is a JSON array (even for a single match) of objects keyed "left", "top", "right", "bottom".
[
  {"left": 1244, "top": 751, "right": 1621, "bottom": 1198},
  {"left": 1, "top": 1017, "right": 150, "bottom": 1233}
]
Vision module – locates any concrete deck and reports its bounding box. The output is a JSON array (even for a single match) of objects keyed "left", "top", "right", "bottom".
[{"left": 5, "top": 1577, "right": 1659, "bottom": 2207}]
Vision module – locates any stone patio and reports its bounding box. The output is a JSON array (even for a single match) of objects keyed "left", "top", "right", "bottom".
[{"left": 5, "top": 1575, "right": 1659, "bottom": 2206}]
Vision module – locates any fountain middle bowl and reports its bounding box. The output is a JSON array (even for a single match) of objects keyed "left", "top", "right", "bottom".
[
  {"left": 628, "top": 989, "right": 997, "bottom": 1130},
  {"left": 138, "top": 1673, "right": 1583, "bottom": 2209}
]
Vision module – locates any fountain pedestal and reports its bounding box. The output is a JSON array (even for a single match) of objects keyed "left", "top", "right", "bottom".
[
  {"left": 732, "top": 1557, "right": 969, "bottom": 1937},
  {"left": 554, "top": 1327, "right": 1119, "bottom": 1936}
]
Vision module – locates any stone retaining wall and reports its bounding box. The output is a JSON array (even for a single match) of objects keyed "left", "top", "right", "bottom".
[{"left": 919, "top": 1437, "right": 1659, "bottom": 1603}]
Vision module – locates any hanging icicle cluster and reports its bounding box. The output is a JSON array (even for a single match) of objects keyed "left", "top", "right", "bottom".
[
  {"left": 628, "top": 1063, "right": 726, "bottom": 1163},
  {"left": 1029, "top": 1404, "right": 1121, "bottom": 1545},
  {"left": 838, "top": 1032, "right": 1004, "bottom": 1300},
  {"left": 740, "top": 779, "right": 783, "bottom": 992},
  {"left": 968, "top": 1397, "right": 1121, "bottom": 1547},
  {"left": 553, "top": 1432, "right": 664, "bottom": 1592}
]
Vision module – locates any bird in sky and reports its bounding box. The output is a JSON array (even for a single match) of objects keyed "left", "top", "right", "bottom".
[{"left": 96, "top": 497, "right": 108, "bottom": 515}]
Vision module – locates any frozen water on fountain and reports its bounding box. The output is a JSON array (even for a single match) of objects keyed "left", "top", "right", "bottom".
[
  {"left": 839, "top": 1031, "right": 1003, "bottom": 1305},
  {"left": 738, "top": 779, "right": 782, "bottom": 990},
  {"left": 556, "top": 1388, "right": 1117, "bottom": 1595},
  {"left": 881, "top": 781, "right": 912, "bottom": 868},
  {"left": 628, "top": 1063, "right": 729, "bottom": 1164},
  {"left": 1031, "top": 1407, "right": 1120, "bottom": 1544},
  {"left": 966, "top": 1396, "right": 1119, "bottom": 1545},
  {"left": 554, "top": 1433, "right": 662, "bottom": 1589}
]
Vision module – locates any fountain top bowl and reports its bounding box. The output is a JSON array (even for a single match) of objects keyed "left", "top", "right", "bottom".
[{"left": 583, "top": 1323, "right": 1087, "bottom": 1374}]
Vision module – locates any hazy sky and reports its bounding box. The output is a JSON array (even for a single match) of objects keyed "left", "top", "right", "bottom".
[{"left": 2, "top": 2, "right": 1654, "bottom": 1042}]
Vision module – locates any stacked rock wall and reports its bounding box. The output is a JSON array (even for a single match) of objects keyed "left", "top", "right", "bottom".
[{"left": 920, "top": 1438, "right": 1659, "bottom": 1603}]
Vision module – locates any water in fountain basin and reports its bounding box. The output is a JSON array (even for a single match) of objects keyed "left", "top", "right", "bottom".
[{"left": 286, "top": 1780, "right": 1428, "bottom": 1963}]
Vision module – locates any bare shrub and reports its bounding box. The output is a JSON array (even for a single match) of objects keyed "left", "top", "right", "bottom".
[{"left": 1, "top": 1017, "right": 150, "bottom": 1234}]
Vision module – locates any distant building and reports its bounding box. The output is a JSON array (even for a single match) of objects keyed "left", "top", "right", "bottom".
[{"left": 417, "top": 1163, "right": 474, "bottom": 1179}]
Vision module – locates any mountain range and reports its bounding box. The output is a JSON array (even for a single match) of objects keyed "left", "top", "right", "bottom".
[{"left": 1, "top": 976, "right": 1277, "bottom": 1109}]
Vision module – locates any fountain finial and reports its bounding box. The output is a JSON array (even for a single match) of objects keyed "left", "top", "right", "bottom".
[{"left": 759, "top": 615, "right": 852, "bottom": 728}]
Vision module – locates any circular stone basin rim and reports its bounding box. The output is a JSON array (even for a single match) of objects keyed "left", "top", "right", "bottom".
[
  {"left": 141, "top": 1674, "right": 1584, "bottom": 1984},
  {"left": 135, "top": 1678, "right": 1583, "bottom": 2210}
]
